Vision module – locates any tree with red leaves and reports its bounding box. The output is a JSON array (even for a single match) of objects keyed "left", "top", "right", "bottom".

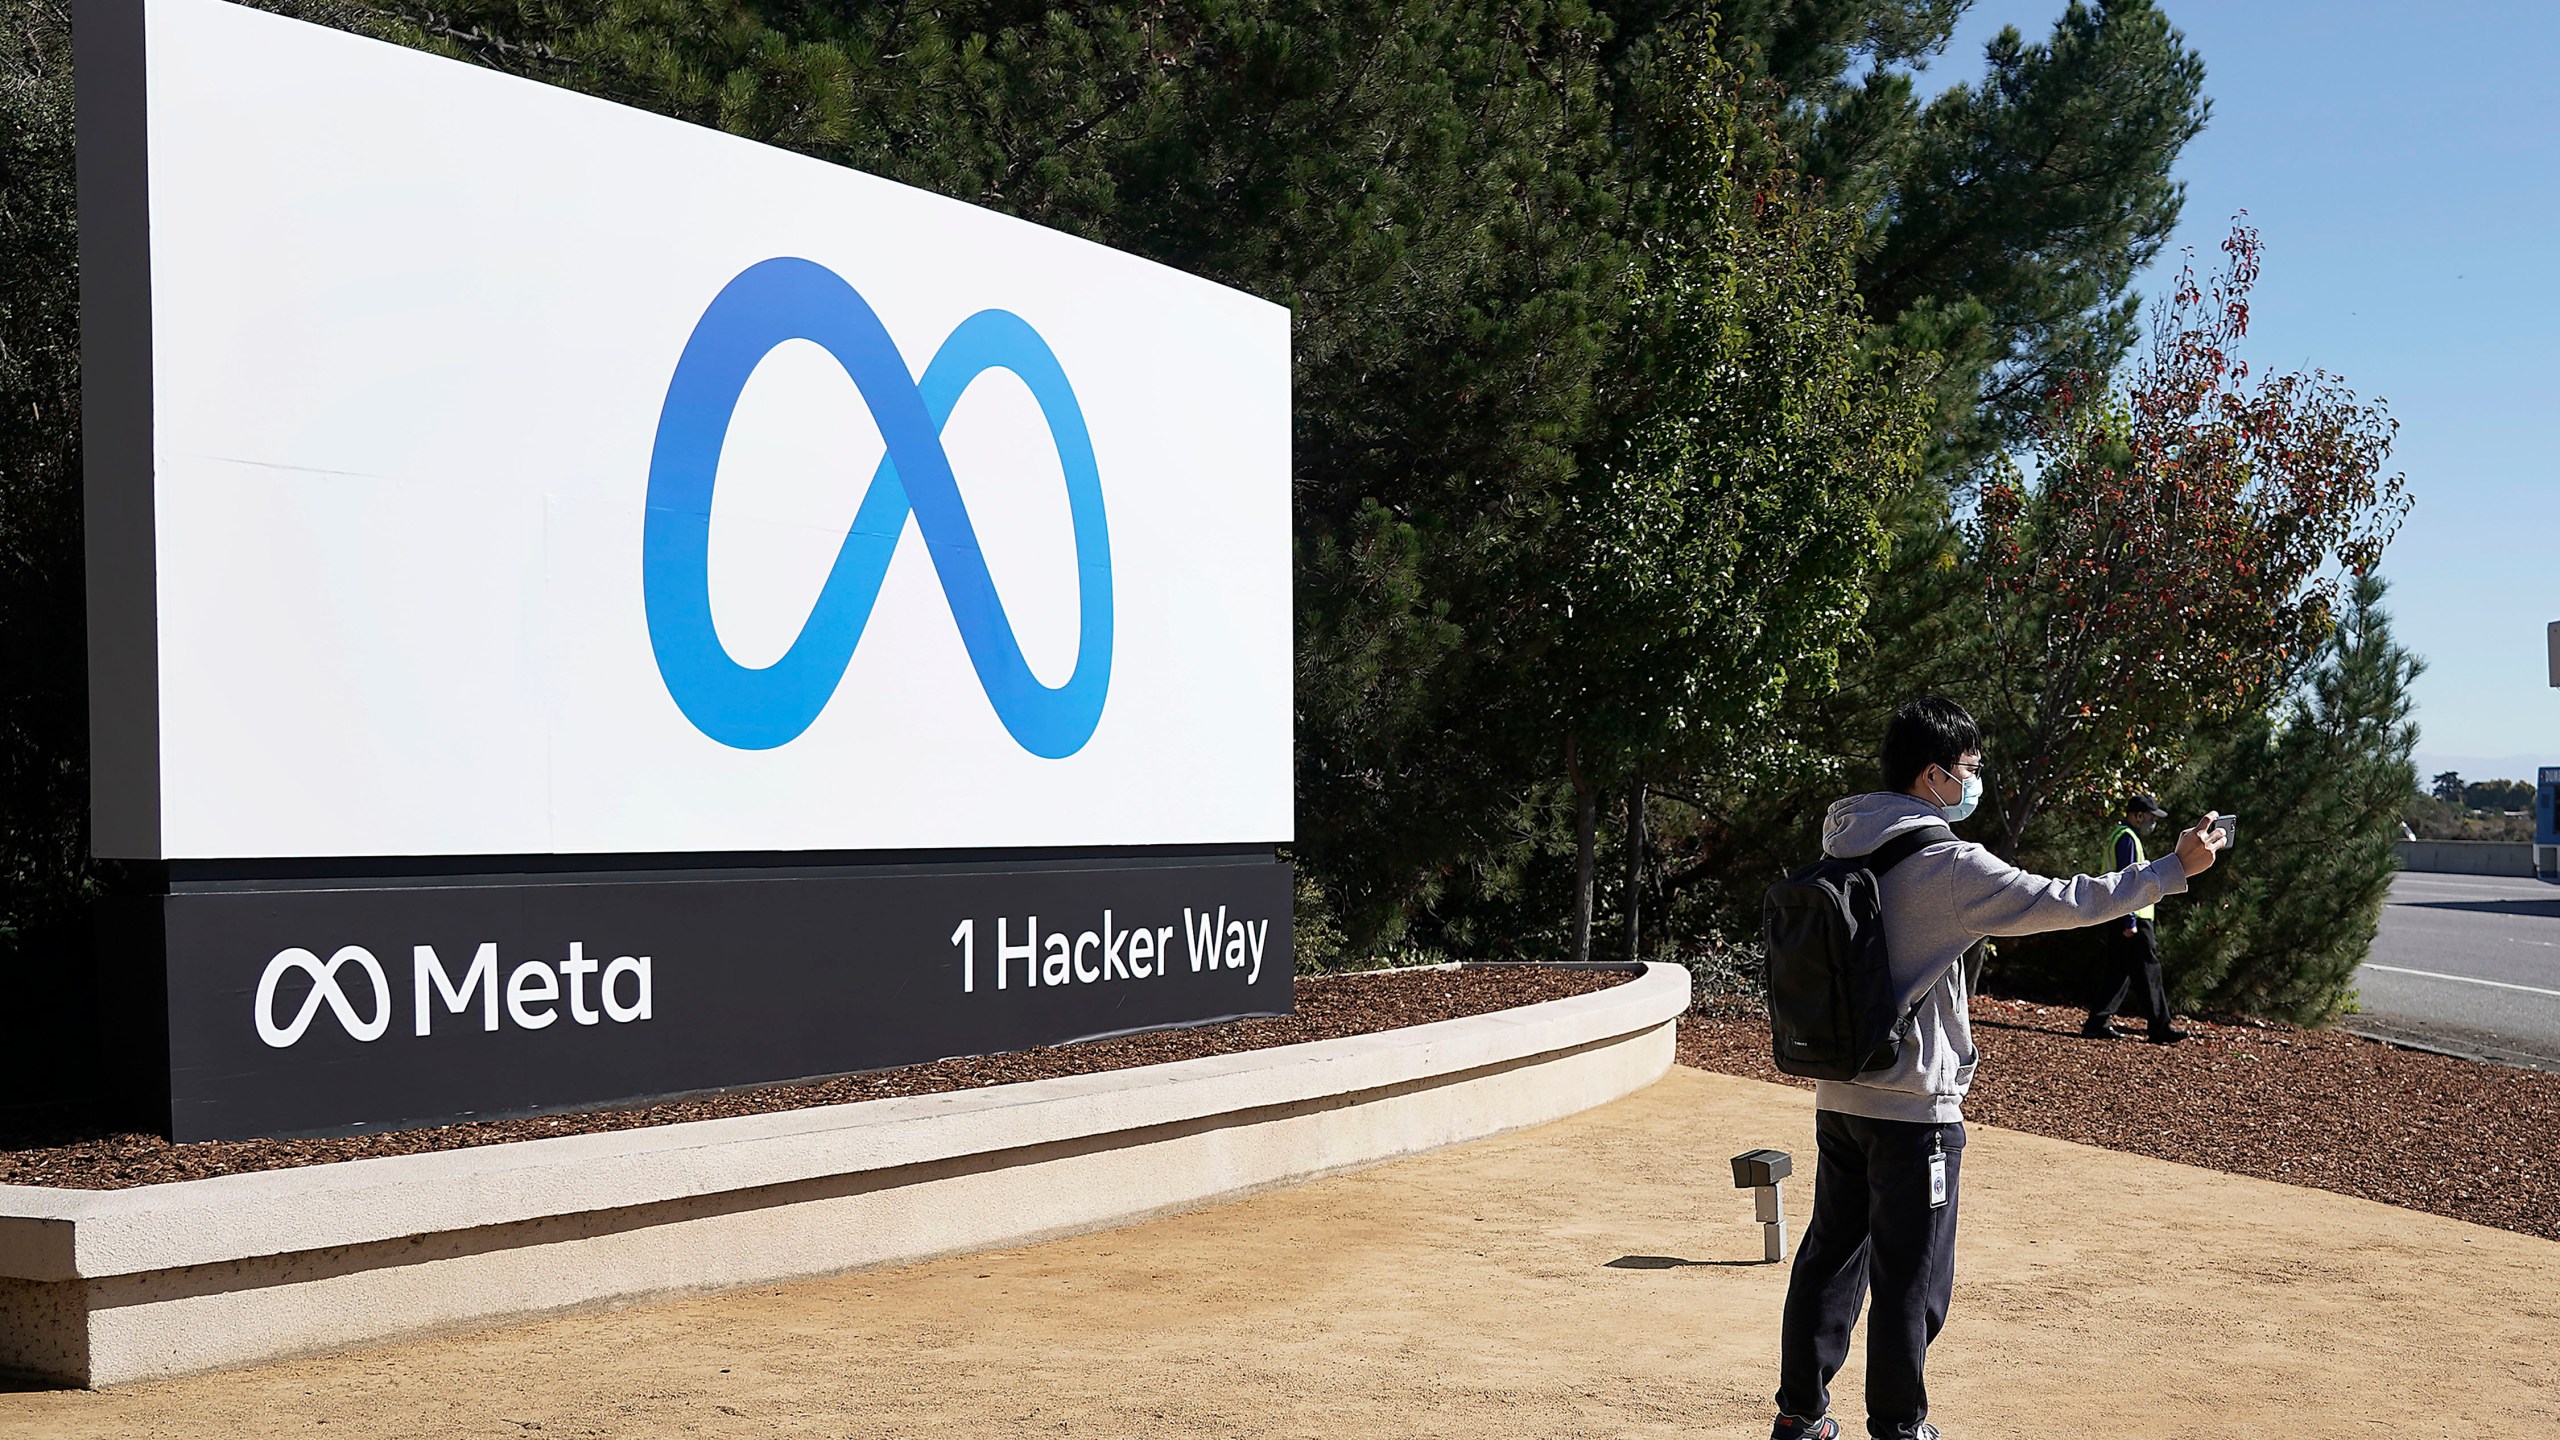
[{"left": 1967, "top": 220, "right": 2410, "bottom": 855}]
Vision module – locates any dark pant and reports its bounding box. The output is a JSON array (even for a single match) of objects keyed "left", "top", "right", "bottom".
[
  {"left": 1776, "top": 1110, "right": 1963, "bottom": 1439},
  {"left": 2087, "top": 916, "right": 2171, "bottom": 1035}
]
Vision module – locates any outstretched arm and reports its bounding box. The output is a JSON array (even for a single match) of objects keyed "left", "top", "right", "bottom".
[{"left": 1967, "top": 812, "right": 2227, "bottom": 940}]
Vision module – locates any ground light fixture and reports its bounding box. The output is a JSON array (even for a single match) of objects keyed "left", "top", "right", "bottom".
[{"left": 1730, "top": 1148, "right": 1794, "bottom": 1262}]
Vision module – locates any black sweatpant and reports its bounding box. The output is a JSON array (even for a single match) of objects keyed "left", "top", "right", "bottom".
[
  {"left": 2087, "top": 915, "right": 2171, "bottom": 1036},
  {"left": 1776, "top": 1110, "right": 1964, "bottom": 1439}
]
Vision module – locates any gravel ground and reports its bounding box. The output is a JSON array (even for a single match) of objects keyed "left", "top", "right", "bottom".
[
  {"left": 16, "top": 1066, "right": 2559, "bottom": 1435},
  {"left": 0, "top": 965, "right": 1629, "bottom": 1191},
  {"left": 1680, "top": 994, "right": 2560, "bottom": 1242}
]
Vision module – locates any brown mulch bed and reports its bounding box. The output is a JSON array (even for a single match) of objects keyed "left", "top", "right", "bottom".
[
  {"left": 0, "top": 965, "right": 1628, "bottom": 1192},
  {"left": 1680, "top": 996, "right": 2560, "bottom": 1242}
]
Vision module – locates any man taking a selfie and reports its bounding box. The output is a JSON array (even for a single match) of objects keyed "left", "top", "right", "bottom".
[{"left": 1771, "top": 697, "right": 2228, "bottom": 1440}]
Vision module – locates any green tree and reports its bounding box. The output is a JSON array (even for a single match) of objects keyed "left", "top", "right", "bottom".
[
  {"left": 1635, "top": 474, "right": 1984, "bottom": 936},
  {"left": 2462, "top": 778, "right": 2530, "bottom": 812},
  {"left": 1847, "top": 0, "right": 2207, "bottom": 471},
  {"left": 1618, "top": 0, "right": 2210, "bottom": 474},
  {"left": 1584, "top": 0, "right": 2221, "bottom": 951},
  {"left": 1967, "top": 222, "right": 2408, "bottom": 859},
  {"left": 2157, "top": 573, "right": 2419, "bottom": 1023},
  {"left": 2404, "top": 783, "right": 2531, "bottom": 843},
  {"left": 1548, "top": 31, "right": 1928, "bottom": 958}
]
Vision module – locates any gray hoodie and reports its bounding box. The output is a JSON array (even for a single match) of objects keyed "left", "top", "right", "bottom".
[{"left": 1812, "top": 791, "right": 2192, "bottom": 1124}]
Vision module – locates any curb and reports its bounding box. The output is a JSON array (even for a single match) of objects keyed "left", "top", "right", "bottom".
[
  {"left": 2339, "top": 1023, "right": 2559, "bottom": 1074},
  {"left": 1, "top": 961, "right": 1688, "bottom": 1387}
]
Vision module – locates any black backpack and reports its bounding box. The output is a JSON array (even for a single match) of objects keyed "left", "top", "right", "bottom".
[{"left": 1760, "top": 824, "right": 1953, "bottom": 1080}]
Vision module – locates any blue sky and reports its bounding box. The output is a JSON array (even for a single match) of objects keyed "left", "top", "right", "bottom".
[{"left": 1916, "top": 1, "right": 2559, "bottom": 784}]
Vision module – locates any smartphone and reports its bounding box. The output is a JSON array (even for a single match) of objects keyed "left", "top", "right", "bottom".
[{"left": 2209, "top": 814, "right": 2238, "bottom": 845}]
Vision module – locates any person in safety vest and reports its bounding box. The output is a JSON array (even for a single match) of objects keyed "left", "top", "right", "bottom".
[{"left": 2080, "top": 791, "right": 2191, "bottom": 1043}]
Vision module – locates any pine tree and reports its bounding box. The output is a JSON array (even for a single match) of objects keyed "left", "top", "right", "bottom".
[
  {"left": 2156, "top": 573, "right": 2421, "bottom": 1023},
  {"left": 1587, "top": 2, "right": 2209, "bottom": 474}
]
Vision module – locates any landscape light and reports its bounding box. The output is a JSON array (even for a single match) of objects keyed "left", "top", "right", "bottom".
[{"left": 1730, "top": 1148, "right": 1794, "bottom": 1262}]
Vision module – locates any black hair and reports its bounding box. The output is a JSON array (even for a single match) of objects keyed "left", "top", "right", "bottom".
[{"left": 1881, "top": 696, "right": 1981, "bottom": 792}]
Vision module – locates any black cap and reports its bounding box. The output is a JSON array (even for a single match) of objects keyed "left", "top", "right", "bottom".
[{"left": 2127, "top": 791, "right": 2170, "bottom": 818}]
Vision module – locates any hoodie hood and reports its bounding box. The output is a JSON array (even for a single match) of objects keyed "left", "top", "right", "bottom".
[{"left": 1822, "top": 791, "right": 1953, "bottom": 859}]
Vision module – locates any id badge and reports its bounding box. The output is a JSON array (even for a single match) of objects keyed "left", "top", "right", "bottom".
[{"left": 1928, "top": 1151, "right": 1949, "bottom": 1209}]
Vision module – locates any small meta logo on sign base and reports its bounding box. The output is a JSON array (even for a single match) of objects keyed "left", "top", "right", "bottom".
[
  {"left": 168, "top": 859, "right": 1288, "bottom": 1139},
  {"left": 254, "top": 942, "right": 653, "bottom": 1048}
]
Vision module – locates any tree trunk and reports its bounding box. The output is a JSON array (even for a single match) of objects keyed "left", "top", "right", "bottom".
[
  {"left": 1622, "top": 771, "right": 1645, "bottom": 963},
  {"left": 1569, "top": 735, "right": 1595, "bottom": 963}
]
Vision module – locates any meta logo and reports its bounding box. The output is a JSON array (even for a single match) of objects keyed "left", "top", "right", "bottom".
[
  {"left": 253, "top": 943, "right": 653, "bottom": 1048},
  {"left": 643, "top": 257, "right": 1113, "bottom": 757}
]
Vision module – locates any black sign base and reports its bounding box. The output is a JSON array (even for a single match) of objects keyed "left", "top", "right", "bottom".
[{"left": 110, "top": 851, "right": 1292, "bottom": 1142}]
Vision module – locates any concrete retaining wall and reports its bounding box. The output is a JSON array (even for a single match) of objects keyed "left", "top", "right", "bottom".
[
  {"left": 2396, "top": 840, "right": 2537, "bottom": 876},
  {"left": 0, "top": 962, "right": 1688, "bottom": 1387}
]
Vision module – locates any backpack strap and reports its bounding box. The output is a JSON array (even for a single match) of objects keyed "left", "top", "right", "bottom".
[
  {"left": 1861, "top": 823, "right": 1959, "bottom": 1058},
  {"left": 1864, "top": 823, "right": 1956, "bottom": 874}
]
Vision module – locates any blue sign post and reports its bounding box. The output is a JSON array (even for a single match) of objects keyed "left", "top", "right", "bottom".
[{"left": 2536, "top": 767, "right": 2558, "bottom": 881}]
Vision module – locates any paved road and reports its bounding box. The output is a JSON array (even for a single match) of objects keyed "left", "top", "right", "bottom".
[{"left": 2354, "top": 870, "right": 2560, "bottom": 1069}]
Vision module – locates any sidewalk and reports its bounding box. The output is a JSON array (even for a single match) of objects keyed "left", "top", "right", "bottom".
[{"left": 7, "top": 1066, "right": 2554, "bottom": 1437}]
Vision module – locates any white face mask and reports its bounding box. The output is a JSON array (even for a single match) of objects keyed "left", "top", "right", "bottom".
[{"left": 1927, "top": 765, "right": 1982, "bottom": 822}]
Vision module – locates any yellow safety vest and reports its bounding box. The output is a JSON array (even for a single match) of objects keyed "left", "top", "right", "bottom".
[{"left": 2107, "top": 823, "right": 2156, "bottom": 920}]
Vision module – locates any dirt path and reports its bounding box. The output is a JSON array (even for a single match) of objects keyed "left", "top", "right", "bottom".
[{"left": 7, "top": 1066, "right": 2553, "bottom": 1437}]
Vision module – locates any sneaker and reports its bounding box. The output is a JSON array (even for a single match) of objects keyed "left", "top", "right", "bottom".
[{"left": 1770, "top": 1415, "right": 1838, "bottom": 1439}]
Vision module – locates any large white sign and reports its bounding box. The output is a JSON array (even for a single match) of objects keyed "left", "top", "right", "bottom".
[{"left": 84, "top": 0, "right": 1292, "bottom": 859}]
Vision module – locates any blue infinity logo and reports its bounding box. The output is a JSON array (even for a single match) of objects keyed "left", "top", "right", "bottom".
[{"left": 643, "top": 257, "right": 1111, "bottom": 756}]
